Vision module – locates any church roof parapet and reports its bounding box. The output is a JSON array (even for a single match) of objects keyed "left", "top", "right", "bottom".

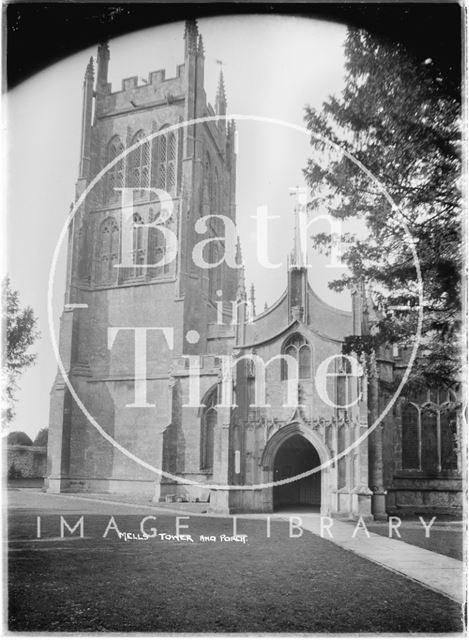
[{"left": 236, "top": 319, "right": 346, "bottom": 350}]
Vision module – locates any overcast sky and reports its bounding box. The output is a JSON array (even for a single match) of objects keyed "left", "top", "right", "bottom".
[{"left": 6, "top": 15, "right": 348, "bottom": 437}]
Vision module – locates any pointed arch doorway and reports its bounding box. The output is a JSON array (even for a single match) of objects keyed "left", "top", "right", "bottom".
[
  {"left": 273, "top": 434, "right": 321, "bottom": 511},
  {"left": 261, "top": 423, "right": 329, "bottom": 514}
]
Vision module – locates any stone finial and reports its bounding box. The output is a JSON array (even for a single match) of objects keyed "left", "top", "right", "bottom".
[
  {"left": 351, "top": 279, "right": 363, "bottom": 336},
  {"left": 249, "top": 283, "right": 256, "bottom": 317},
  {"left": 217, "top": 69, "right": 225, "bottom": 98},
  {"left": 235, "top": 237, "right": 246, "bottom": 300},
  {"left": 79, "top": 57, "right": 94, "bottom": 179},
  {"left": 369, "top": 349, "right": 378, "bottom": 379},
  {"left": 237, "top": 264, "right": 246, "bottom": 301},
  {"left": 215, "top": 69, "right": 227, "bottom": 116},
  {"left": 96, "top": 42, "right": 110, "bottom": 88},
  {"left": 97, "top": 41, "right": 109, "bottom": 61},
  {"left": 184, "top": 20, "right": 199, "bottom": 55},
  {"left": 197, "top": 33, "right": 204, "bottom": 57},
  {"left": 359, "top": 350, "right": 368, "bottom": 372},
  {"left": 85, "top": 56, "right": 94, "bottom": 81},
  {"left": 288, "top": 187, "right": 308, "bottom": 269},
  {"left": 365, "top": 286, "right": 384, "bottom": 327},
  {"left": 235, "top": 236, "right": 242, "bottom": 264},
  {"left": 227, "top": 119, "right": 237, "bottom": 145}
]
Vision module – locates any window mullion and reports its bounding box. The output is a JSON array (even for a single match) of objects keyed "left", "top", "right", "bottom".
[
  {"left": 417, "top": 407, "right": 422, "bottom": 471},
  {"left": 436, "top": 409, "right": 442, "bottom": 472}
]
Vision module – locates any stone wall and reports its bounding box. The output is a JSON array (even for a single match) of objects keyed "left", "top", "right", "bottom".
[
  {"left": 7, "top": 445, "right": 47, "bottom": 479},
  {"left": 386, "top": 475, "right": 462, "bottom": 514}
]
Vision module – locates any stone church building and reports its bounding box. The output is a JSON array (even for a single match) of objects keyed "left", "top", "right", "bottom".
[{"left": 47, "top": 21, "right": 462, "bottom": 518}]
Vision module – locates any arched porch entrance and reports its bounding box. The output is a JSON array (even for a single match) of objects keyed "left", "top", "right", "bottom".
[
  {"left": 273, "top": 434, "right": 321, "bottom": 511},
  {"left": 261, "top": 422, "right": 330, "bottom": 515}
]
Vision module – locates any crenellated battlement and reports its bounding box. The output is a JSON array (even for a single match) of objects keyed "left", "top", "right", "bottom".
[
  {"left": 114, "top": 63, "right": 186, "bottom": 95},
  {"left": 95, "top": 64, "right": 186, "bottom": 118}
]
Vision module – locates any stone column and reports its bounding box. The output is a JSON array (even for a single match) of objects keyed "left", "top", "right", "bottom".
[
  {"left": 369, "top": 350, "right": 387, "bottom": 519},
  {"left": 351, "top": 416, "right": 373, "bottom": 520},
  {"left": 331, "top": 420, "right": 339, "bottom": 514},
  {"left": 46, "top": 309, "right": 75, "bottom": 493},
  {"left": 345, "top": 420, "right": 352, "bottom": 514},
  {"left": 209, "top": 404, "right": 231, "bottom": 513}
]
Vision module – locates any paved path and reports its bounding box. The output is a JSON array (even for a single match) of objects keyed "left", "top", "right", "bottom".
[
  {"left": 9, "top": 490, "right": 465, "bottom": 603},
  {"left": 278, "top": 511, "right": 465, "bottom": 603}
]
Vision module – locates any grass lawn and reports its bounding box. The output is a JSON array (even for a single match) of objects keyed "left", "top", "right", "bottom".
[
  {"left": 8, "top": 508, "right": 464, "bottom": 633},
  {"left": 367, "top": 519, "right": 464, "bottom": 561}
]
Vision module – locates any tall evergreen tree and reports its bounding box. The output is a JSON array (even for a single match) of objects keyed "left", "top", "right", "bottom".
[{"left": 304, "top": 28, "right": 462, "bottom": 388}]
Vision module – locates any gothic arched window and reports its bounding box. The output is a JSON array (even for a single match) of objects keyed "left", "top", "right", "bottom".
[
  {"left": 128, "top": 130, "right": 150, "bottom": 193},
  {"left": 120, "top": 213, "right": 146, "bottom": 281},
  {"left": 147, "top": 207, "right": 169, "bottom": 279},
  {"left": 336, "top": 356, "right": 352, "bottom": 410},
  {"left": 281, "top": 333, "right": 312, "bottom": 380},
  {"left": 298, "top": 344, "right": 312, "bottom": 379},
  {"left": 421, "top": 406, "right": 439, "bottom": 473},
  {"left": 402, "top": 403, "right": 420, "bottom": 470},
  {"left": 157, "top": 131, "right": 167, "bottom": 189},
  {"left": 105, "top": 136, "right": 124, "bottom": 203},
  {"left": 96, "top": 217, "right": 119, "bottom": 285},
  {"left": 200, "top": 389, "right": 217, "bottom": 471},
  {"left": 133, "top": 213, "right": 146, "bottom": 277},
  {"left": 200, "top": 153, "right": 223, "bottom": 301},
  {"left": 167, "top": 132, "right": 177, "bottom": 193},
  {"left": 156, "top": 126, "right": 178, "bottom": 194},
  {"left": 440, "top": 406, "right": 458, "bottom": 470},
  {"left": 400, "top": 388, "right": 460, "bottom": 474}
]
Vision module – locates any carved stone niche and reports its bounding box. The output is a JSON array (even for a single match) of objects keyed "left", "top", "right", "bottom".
[{"left": 291, "top": 305, "right": 304, "bottom": 322}]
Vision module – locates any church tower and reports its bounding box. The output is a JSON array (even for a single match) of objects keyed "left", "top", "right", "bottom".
[{"left": 46, "top": 21, "right": 237, "bottom": 496}]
